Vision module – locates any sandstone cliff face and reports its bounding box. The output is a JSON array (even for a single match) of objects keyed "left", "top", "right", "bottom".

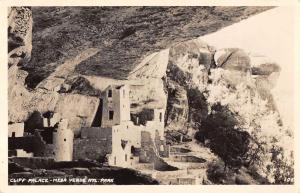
[
  {"left": 165, "top": 39, "right": 213, "bottom": 130},
  {"left": 8, "top": 7, "right": 33, "bottom": 122},
  {"left": 8, "top": 7, "right": 100, "bottom": 135},
  {"left": 9, "top": 74, "right": 99, "bottom": 135},
  {"left": 7, "top": 7, "right": 293, "bottom": 184},
  {"left": 201, "top": 7, "right": 294, "bottom": 132},
  {"left": 9, "top": 6, "right": 280, "bottom": 135},
  {"left": 165, "top": 80, "right": 189, "bottom": 131},
  {"left": 8, "top": 7, "right": 32, "bottom": 68},
  {"left": 128, "top": 37, "right": 281, "bottom": 131},
  {"left": 22, "top": 6, "right": 270, "bottom": 88}
]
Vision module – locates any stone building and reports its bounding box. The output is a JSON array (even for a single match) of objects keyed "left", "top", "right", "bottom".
[
  {"left": 8, "top": 123, "right": 24, "bottom": 138},
  {"left": 52, "top": 119, "right": 73, "bottom": 161},
  {"left": 74, "top": 84, "right": 169, "bottom": 168},
  {"left": 8, "top": 113, "right": 74, "bottom": 162},
  {"left": 8, "top": 122, "right": 33, "bottom": 157},
  {"left": 9, "top": 83, "right": 169, "bottom": 168},
  {"left": 101, "top": 85, "right": 131, "bottom": 127}
]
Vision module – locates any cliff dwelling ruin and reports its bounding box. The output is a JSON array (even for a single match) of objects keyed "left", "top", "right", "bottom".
[{"left": 8, "top": 84, "right": 170, "bottom": 169}]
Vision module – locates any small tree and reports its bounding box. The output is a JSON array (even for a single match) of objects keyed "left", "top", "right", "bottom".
[
  {"left": 203, "top": 68, "right": 294, "bottom": 183},
  {"left": 198, "top": 103, "right": 250, "bottom": 170}
]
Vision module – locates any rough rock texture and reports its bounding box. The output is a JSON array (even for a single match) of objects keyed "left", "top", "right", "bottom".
[
  {"left": 9, "top": 85, "right": 99, "bottom": 135},
  {"left": 213, "top": 48, "right": 252, "bottom": 86},
  {"left": 8, "top": 7, "right": 99, "bottom": 135},
  {"left": 214, "top": 48, "right": 251, "bottom": 72},
  {"left": 249, "top": 54, "right": 281, "bottom": 76},
  {"left": 167, "top": 39, "right": 214, "bottom": 90},
  {"left": 164, "top": 39, "right": 213, "bottom": 130},
  {"left": 8, "top": 6, "right": 275, "bottom": 135},
  {"left": 8, "top": 63, "right": 99, "bottom": 135},
  {"left": 22, "top": 6, "right": 271, "bottom": 88},
  {"left": 165, "top": 80, "right": 189, "bottom": 130},
  {"left": 8, "top": 7, "right": 32, "bottom": 67},
  {"left": 249, "top": 54, "right": 281, "bottom": 104},
  {"left": 8, "top": 7, "right": 291, "bottom": 185}
]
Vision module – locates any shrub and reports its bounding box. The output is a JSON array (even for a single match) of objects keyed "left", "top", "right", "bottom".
[{"left": 198, "top": 103, "right": 250, "bottom": 170}]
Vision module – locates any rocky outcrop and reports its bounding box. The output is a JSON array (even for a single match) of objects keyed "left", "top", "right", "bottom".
[
  {"left": 165, "top": 80, "right": 189, "bottom": 130},
  {"left": 249, "top": 54, "right": 281, "bottom": 76},
  {"left": 164, "top": 40, "right": 213, "bottom": 130},
  {"left": 9, "top": 85, "right": 99, "bottom": 135},
  {"left": 8, "top": 7, "right": 32, "bottom": 68},
  {"left": 249, "top": 54, "right": 281, "bottom": 101},
  {"left": 126, "top": 35, "right": 281, "bottom": 133},
  {"left": 7, "top": 7, "right": 291, "bottom": 185},
  {"left": 8, "top": 59, "right": 99, "bottom": 136},
  {"left": 211, "top": 48, "right": 253, "bottom": 89},
  {"left": 214, "top": 48, "right": 251, "bottom": 73},
  {"left": 128, "top": 49, "right": 169, "bottom": 79},
  {"left": 62, "top": 76, "right": 102, "bottom": 96},
  {"left": 22, "top": 7, "right": 270, "bottom": 88},
  {"left": 8, "top": 8, "right": 100, "bottom": 134},
  {"left": 167, "top": 39, "right": 214, "bottom": 90},
  {"left": 8, "top": 6, "right": 282, "bottom": 138}
]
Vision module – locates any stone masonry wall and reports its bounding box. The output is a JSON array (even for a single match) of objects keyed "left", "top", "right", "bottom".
[
  {"left": 81, "top": 127, "right": 112, "bottom": 139},
  {"left": 73, "top": 139, "right": 112, "bottom": 161},
  {"left": 74, "top": 127, "right": 113, "bottom": 161}
]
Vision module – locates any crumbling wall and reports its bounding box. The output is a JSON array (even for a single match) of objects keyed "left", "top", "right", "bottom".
[
  {"left": 131, "top": 109, "right": 155, "bottom": 125},
  {"left": 171, "top": 155, "right": 206, "bottom": 163},
  {"left": 154, "top": 137, "right": 170, "bottom": 158},
  {"left": 15, "top": 149, "right": 33, "bottom": 157},
  {"left": 24, "top": 111, "right": 43, "bottom": 133},
  {"left": 9, "top": 149, "right": 33, "bottom": 158},
  {"left": 108, "top": 122, "right": 137, "bottom": 167},
  {"left": 154, "top": 157, "right": 178, "bottom": 171},
  {"left": 139, "top": 127, "right": 170, "bottom": 165},
  {"left": 9, "top": 157, "right": 55, "bottom": 169},
  {"left": 43, "top": 144, "right": 55, "bottom": 158},
  {"left": 144, "top": 121, "right": 164, "bottom": 140},
  {"left": 139, "top": 131, "right": 156, "bottom": 163},
  {"left": 112, "top": 121, "right": 142, "bottom": 148},
  {"left": 8, "top": 123, "right": 24, "bottom": 137},
  {"left": 8, "top": 132, "right": 47, "bottom": 157},
  {"left": 42, "top": 112, "right": 60, "bottom": 127},
  {"left": 176, "top": 178, "right": 199, "bottom": 185},
  {"left": 136, "top": 108, "right": 165, "bottom": 140},
  {"left": 74, "top": 126, "right": 114, "bottom": 161}
]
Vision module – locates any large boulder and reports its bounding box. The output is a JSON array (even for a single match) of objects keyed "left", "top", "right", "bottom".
[
  {"left": 249, "top": 54, "right": 281, "bottom": 100},
  {"left": 167, "top": 39, "right": 214, "bottom": 90},
  {"left": 214, "top": 48, "right": 251, "bottom": 73}
]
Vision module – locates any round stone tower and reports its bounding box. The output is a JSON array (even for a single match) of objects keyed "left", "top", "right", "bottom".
[{"left": 52, "top": 119, "right": 74, "bottom": 161}]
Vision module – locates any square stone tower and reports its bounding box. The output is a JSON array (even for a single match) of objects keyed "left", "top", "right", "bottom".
[{"left": 101, "top": 85, "right": 130, "bottom": 127}]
